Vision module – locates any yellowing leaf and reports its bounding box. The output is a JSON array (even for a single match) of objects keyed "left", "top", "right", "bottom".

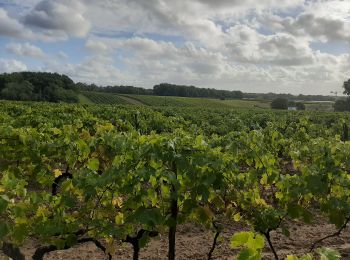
[
  {"left": 233, "top": 213, "right": 241, "bottom": 222},
  {"left": 255, "top": 198, "right": 267, "bottom": 206},
  {"left": 53, "top": 169, "right": 62, "bottom": 178},
  {"left": 97, "top": 123, "right": 114, "bottom": 132},
  {"left": 52, "top": 128, "right": 62, "bottom": 135},
  {"left": 112, "top": 197, "right": 123, "bottom": 207},
  {"left": 15, "top": 217, "right": 27, "bottom": 225},
  {"left": 115, "top": 212, "right": 124, "bottom": 225},
  {"left": 276, "top": 192, "right": 284, "bottom": 200},
  {"left": 105, "top": 238, "right": 116, "bottom": 254},
  {"left": 80, "top": 130, "right": 91, "bottom": 140}
]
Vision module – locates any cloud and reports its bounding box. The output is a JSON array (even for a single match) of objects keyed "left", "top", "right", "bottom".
[
  {"left": 0, "top": 7, "right": 68, "bottom": 41},
  {"left": 6, "top": 42, "right": 45, "bottom": 58},
  {"left": 44, "top": 56, "right": 128, "bottom": 85},
  {"left": 224, "top": 25, "right": 315, "bottom": 66},
  {"left": 287, "top": 14, "right": 350, "bottom": 43},
  {"left": 77, "top": 34, "right": 350, "bottom": 94},
  {"left": 24, "top": 0, "right": 91, "bottom": 38},
  {"left": 85, "top": 39, "right": 109, "bottom": 53},
  {"left": 261, "top": 1, "right": 350, "bottom": 43},
  {"left": 0, "top": 0, "right": 349, "bottom": 95},
  {"left": 0, "top": 8, "right": 26, "bottom": 38},
  {"left": 0, "top": 59, "right": 27, "bottom": 73}
]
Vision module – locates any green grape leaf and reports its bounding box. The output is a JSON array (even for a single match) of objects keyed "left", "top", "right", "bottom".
[
  {"left": 0, "top": 222, "right": 9, "bottom": 239},
  {"left": 0, "top": 196, "right": 8, "bottom": 213},
  {"left": 316, "top": 247, "right": 341, "bottom": 260},
  {"left": 87, "top": 158, "right": 100, "bottom": 171},
  {"left": 231, "top": 232, "right": 250, "bottom": 248}
]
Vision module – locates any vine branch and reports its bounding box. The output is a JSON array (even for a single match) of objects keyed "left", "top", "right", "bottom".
[
  {"left": 263, "top": 231, "right": 279, "bottom": 260},
  {"left": 1, "top": 242, "right": 25, "bottom": 260},
  {"left": 310, "top": 216, "right": 350, "bottom": 252},
  {"left": 207, "top": 221, "right": 222, "bottom": 260},
  {"left": 32, "top": 237, "right": 112, "bottom": 260}
]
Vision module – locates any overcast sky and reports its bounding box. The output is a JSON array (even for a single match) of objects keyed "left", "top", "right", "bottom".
[{"left": 0, "top": 0, "right": 349, "bottom": 94}]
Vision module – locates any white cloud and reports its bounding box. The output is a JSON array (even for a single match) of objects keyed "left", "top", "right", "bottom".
[
  {"left": 0, "top": 59, "right": 27, "bottom": 73},
  {"left": 261, "top": 1, "right": 350, "bottom": 43},
  {"left": 225, "top": 25, "right": 315, "bottom": 66},
  {"left": 44, "top": 56, "right": 128, "bottom": 85},
  {"left": 6, "top": 42, "right": 45, "bottom": 58},
  {"left": 0, "top": 8, "right": 26, "bottom": 38},
  {"left": 85, "top": 39, "right": 109, "bottom": 53},
  {"left": 0, "top": 0, "right": 349, "bottom": 94},
  {"left": 24, "top": 0, "right": 91, "bottom": 38}
]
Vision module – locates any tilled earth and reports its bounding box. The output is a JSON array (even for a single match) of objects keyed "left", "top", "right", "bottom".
[{"left": 1, "top": 219, "right": 350, "bottom": 259}]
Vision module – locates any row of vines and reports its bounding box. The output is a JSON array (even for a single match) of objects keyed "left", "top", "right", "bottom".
[
  {"left": 82, "top": 92, "right": 129, "bottom": 105},
  {"left": 1, "top": 101, "right": 350, "bottom": 259}
]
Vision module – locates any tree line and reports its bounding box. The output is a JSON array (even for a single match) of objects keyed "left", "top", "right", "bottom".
[
  {"left": 0, "top": 71, "right": 344, "bottom": 105},
  {"left": 153, "top": 83, "right": 243, "bottom": 99},
  {"left": 78, "top": 82, "right": 244, "bottom": 99},
  {"left": 0, "top": 72, "right": 78, "bottom": 103},
  {"left": 334, "top": 79, "right": 350, "bottom": 112}
]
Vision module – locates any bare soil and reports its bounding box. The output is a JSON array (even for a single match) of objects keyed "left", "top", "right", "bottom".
[{"left": 1, "top": 219, "right": 350, "bottom": 259}]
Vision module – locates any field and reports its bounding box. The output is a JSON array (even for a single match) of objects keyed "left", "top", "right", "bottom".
[
  {"left": 0, "top": 101, "right": 349, "bottom": 260},
  {"left": 82, "top": 91, "right": 130, "bottom": 105},
  {"left": 118, "top": 94, "right": 271, "bottom": 109},
  {"left": 81, "top": 92, "right": 334, "bottom": 112},
  {"left": 304, "top": 101, "right": 335, "bottom": 112},
  {"left": 82, "top": 92, "right": 271, "bottom": 108}
]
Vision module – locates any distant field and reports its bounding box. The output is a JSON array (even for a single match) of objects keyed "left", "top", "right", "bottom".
[
  {"left": 81, "top": 92, "right": 334, "bottom": 111},
  {"left": 123, "top": 95, "right": 225, "bottom": 107},
  {"left": 221, "top": 99, "right": 271, "bottom": 108},
  {"left": 78, "top": 94, "right": 93, "bottom": 104},
  {"left": 82, "top": 92, "right": 130, "bottom": 105},
  {"left": 123, "top": 94, "right": 271, "bottom": 109},
  {"left": 304, "top": 101, "right": 334, "bottom": 112}
]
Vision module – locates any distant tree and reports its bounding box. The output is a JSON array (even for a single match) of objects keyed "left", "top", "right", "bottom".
[
  {"left": 1, "top": 81, "right": 35, "bottom": 101},
  {"left": 271, "top": 98, "right": 288, "bottom": 110},
  {"left": 334, "top": 99, "right": 349, "bottom": 112},
  {"left": 0, "top": 72, "right": 79, "bottom": 103},
  {"left": 334, "top": 79, "right": 350, "bottom": 111},
  {"left": 343, "top": 79, "right": 350, "bottom": 96},
  {"left": 153, "top": 83, "right": 243, "bottom": 99},
  {"left": 296, "top": 102, "right": 306, "bottom": 110}
]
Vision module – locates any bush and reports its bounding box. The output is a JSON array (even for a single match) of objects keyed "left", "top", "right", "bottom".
[
  {"left": 271, "top": 98, "right": 288, "bottom": 110},
  {"left": 334, "top": 99, "right": 350, "bottom": 112}
]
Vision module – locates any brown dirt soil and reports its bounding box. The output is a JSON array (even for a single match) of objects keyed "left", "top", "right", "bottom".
[{"left": 1, "top": 219, "right": 350, "bottom": 260}]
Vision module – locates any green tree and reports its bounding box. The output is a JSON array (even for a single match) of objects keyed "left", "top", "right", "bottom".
[
  {"left": 296, "top": 102, "right": 305, "bottom": 110},
  {"left": 1, "top": 81, "right": 35, "bottom": 101},
  {"left": 271, "top": 98, "right": 288, "bottom": 110},
  {"left": 334, "top": 99, "right": 349, "bottom": 112},
  {"left": 334, "top": 79, "right": 350, "bottom": 111},
  {"left": 0, "top": 72, "right": 79, "bottom": 103},
  {"left": 342, "top": 79, "right": 350, "bottom": 95}
]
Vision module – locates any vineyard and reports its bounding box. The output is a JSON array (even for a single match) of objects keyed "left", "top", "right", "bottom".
[
  {"left": 122, "top": 94, "right": 271, "bottom": 109},
  {"left": 1, "top": 101, "right": 350, "bottom": 259},
  {"left": 82, "top": 92, "right": 130, "bottom": 105}
]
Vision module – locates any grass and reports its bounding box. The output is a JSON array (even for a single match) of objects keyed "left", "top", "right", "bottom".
[{"left": 78, "top": 94, "right": 94, "bottom": 104}]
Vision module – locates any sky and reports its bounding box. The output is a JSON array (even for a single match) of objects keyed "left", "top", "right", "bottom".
[{"left": 0, "top": 0, "right": 349, "bottom": 95}]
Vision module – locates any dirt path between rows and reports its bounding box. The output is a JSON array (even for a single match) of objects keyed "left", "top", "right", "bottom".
[{"left": 2, "top": 219, "right": 350, "bottom": 260}]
